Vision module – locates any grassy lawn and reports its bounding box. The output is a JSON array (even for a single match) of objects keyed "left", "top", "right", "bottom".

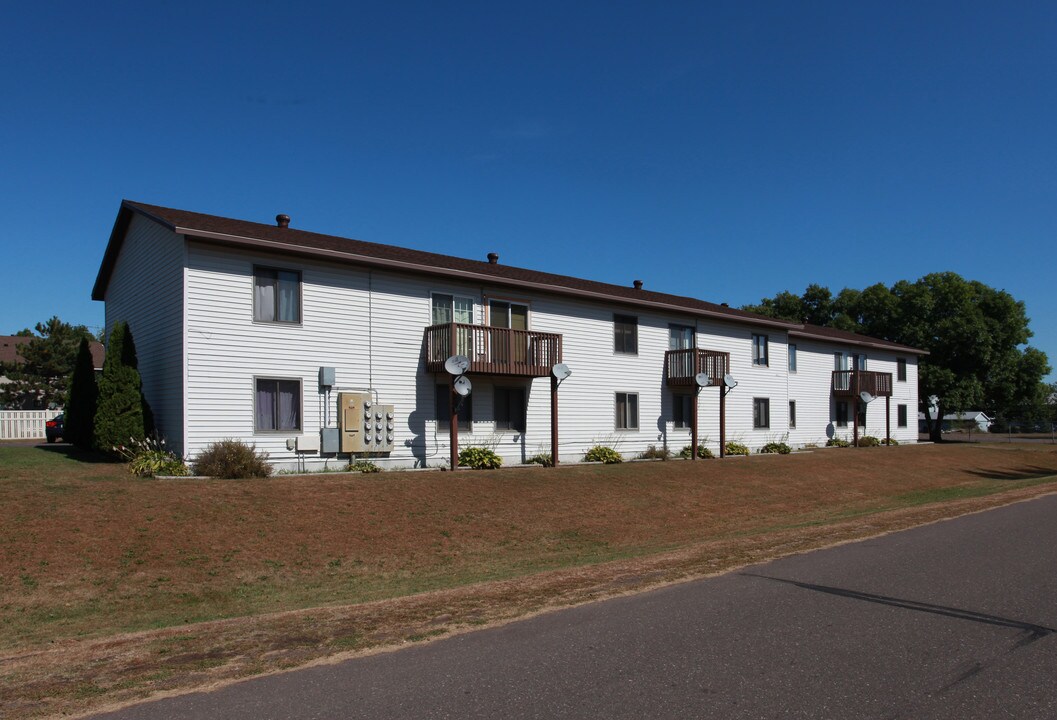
[{"left": 2, "top": 441, "right": 1056, "bottom": 717}]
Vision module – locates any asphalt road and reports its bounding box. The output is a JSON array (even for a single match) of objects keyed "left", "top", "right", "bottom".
[{"left": 91, "top": 494, "right": 1057, "bottom": 720}]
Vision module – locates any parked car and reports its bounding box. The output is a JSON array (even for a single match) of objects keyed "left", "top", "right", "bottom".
[{"left": 45, "top": 414, "right": 64, "bottom": 443}]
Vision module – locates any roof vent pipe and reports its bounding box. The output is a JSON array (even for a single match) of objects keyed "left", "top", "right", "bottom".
[
  {"left": 487, "top": 253, "right": 499, "bottom": 264},
  {"left": 633, "top": 280, "right": 643, "bottom": 290},
  {"left": 276, "top": 214, "right": 291, "bottom": 228},
  {"left": 721, "top": 302, "right": 729, "bottom": 307}
]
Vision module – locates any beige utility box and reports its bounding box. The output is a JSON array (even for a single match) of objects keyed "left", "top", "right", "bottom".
[{"left": 338, "top": 392, "right": 395, "bottom": 453}]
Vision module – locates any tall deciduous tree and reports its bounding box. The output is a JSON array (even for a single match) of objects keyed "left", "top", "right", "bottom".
[
  {"left": 65, "top": 337, "right": 99, "bottom": 449},
  {"left": 744, "top": 273, "right": 1050, "bottom": 441},
  {"left": 0, "top": 317, "right": 94, "bottom": 409},
  {"left": 94, "top": 322, "right": 154, "bottom": 452}
]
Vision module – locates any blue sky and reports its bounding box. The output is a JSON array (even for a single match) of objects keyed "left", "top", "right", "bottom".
[{"left": 3, "top": 2, "right": 1054, "bottom": 379}]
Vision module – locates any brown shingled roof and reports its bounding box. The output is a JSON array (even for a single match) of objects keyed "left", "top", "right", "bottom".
[
  {"left": 791, "top": 324, "right": 927, "bottom": 355},
  {"left": 94, "top": 200, "right": 926, "bottom": 354},
  {"left": 0, "top": 338, "right": 104, "bottom": 368}
]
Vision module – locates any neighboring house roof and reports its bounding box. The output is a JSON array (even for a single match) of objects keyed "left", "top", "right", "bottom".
[
  {"left": 95, "top": 200, "right": 928, "bottom": 355},
  {"left": 0, "top": 336, "right": 104, "bottom": 370},
  {"left": 917, "top": 411, "right": 993, "bottom": 422}
]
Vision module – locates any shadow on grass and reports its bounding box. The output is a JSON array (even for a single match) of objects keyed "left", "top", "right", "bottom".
[
  {"left": 963, "top": 466, "right": 1057, "bottom": 481},
  {"left": 35, "top": 444, "right": 116, "bottom": 464}
]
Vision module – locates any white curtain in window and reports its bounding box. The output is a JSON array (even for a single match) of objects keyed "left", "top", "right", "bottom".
[
  {"left": 255, "top": 280, "right": 276, "bottom": 322},
  {"left": 278, "top": 381, "right": 299, "bottom": 430},
  {"left": 256, "top": 382, "right": 276, "bottom": 430},
  {"left": 278, "top": 272, "right": 299, "bottom": 322}
]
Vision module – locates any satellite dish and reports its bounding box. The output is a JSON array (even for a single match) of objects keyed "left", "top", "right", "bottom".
[
  {"left": 694, "top": 373, "right": 711, "bottom": 387},
  {"left": 552, "top": 363, "right": 572, "bottom": 380},
  {"left": 453, "top": 375, "right": 472, "bottom": 397},
  {"left": 723, "top": 374, "right": 738, "bottom": 389},
  {"left": 860, "top": 391, "right": 875, "bottom": 404},
  {"left": 444, "top": 355, "right": 470, "bottom": 375}
]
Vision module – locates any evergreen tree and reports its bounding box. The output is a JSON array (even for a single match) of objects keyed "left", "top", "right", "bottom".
[
  {"left": 94, "top": 322, "right": 154, "bottom": 452},
  {"left": 0, "top": 317, "right": 93, "bottom": 409},
  {"left": 65, "top": 337, "right": 99, "bottom": 449}
]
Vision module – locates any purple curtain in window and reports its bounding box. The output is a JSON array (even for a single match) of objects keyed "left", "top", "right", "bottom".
[{"left": 278, "top": 381, "right": 299, "bottom": 430}]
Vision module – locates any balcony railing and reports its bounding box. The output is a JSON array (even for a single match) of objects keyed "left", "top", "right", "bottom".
[
  {"left": 665, "top": 348, "right": 730, "bottom": 387},
  {"left": 425, "top": 322, "right": 562, "bottom": 377},
  {"left": 832, "top": 370, "right": 893, "bottom": 397}
]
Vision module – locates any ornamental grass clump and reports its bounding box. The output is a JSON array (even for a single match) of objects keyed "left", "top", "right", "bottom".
[
  {"left": 759, "top": 442, "right": 792, "bottom": 455},
  {"left": 857, "top": 435, "right": 881, "bottom": 447},
  {"left": 584, "top": 445, "right": 623, "bottom": 464},
  {"left": 113, "top": 435, "right": 187, "bottom": 477},
  {"left": 637, "top": 445, "right": 671, "bottom": 460},
  {"left": 826, "top": 437, "right": 851, "bottom": 448},
  {"left": 192, "top": 439, "right": 272, "bottom": 478},
  {"left": 724, "top": 441, "right": 750, "bottom": 456},
  {"left": 679, "top": 444, "right": 714, "bottom": 459}
]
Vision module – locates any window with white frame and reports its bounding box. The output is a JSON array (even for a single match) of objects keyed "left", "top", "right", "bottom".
[
  {"left": 789, "top": 400, "right": 796, "bottom": 428},
  {"left": 253, "top": 267, "right": 301, "bottom": 323},
  {"left": 788, "top": 344, "right": 797, "bottom": 372},
  {"left": 255, "top": 377, "right": 301, "bottom": 432},
  {"left": 753, "top": 397, "right": 770, "bottom": 428},
  {"left": 615, "top": 392, "right": 639, "bottom": 430},
  {"left": 752, "top": 334, "right": 769, "bottom": 366}
]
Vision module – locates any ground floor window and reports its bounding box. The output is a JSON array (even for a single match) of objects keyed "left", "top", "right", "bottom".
[
  {"left": 494, "top": 387, "right": 526, "bottom": 432},
  {"left": 255, "top": 378, "right": 301, "bottom": 432},
  {"left": 673, "top": 394, "right": 693, "bottom": 429},
  {"left": 436, "top": 383, "right": 473, "bottom": 429},
  {"left": 616, "top": 392, "right": 639, "bottom": 430},
  {"left": 836, "top": 401, "right": 849, "bottom": 427},
  {"left": 789, "top": 400, "right": 796, "bottom": 428},
  {"left": 857, "top": 404, "right": 867, "bottom": 427},
  {"left": 898, "top": 404, "right": 908, "bottom": 428},
  {"left": 753, "top": 397, "right": 770, "bottom": 429}
]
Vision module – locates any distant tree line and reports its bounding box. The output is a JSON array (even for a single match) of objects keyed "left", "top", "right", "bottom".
[{"left": 743, "top": 272, "right": 1052, "bottom": 441}]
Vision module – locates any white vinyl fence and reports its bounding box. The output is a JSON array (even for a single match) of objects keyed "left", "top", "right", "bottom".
[{"left": 0, "top": 410, "right": 59, "bottom": 440}]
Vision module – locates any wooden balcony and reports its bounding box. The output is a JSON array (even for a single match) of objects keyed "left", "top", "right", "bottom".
[
  {"left": 424, "top": 322, "right": 562, "bottom": 377},
  {"left": 832, "top": 370, "right": 893, "bottom": 398},
  {"left": 665, "top": 348, "right": 730, "bottom": 388}
]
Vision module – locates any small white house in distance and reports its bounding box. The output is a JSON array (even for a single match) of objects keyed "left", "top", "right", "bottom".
[
  {"left": 92, "top": 200, "right": 926, "bottom": 470},
  {"left": 918, "top": 410, "right": 993, "bottom": 433}
]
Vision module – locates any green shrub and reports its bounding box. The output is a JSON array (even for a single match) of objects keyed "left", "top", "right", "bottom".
[
  {"left": 584, "top": 445, "right": 623, "bottom": 464},
  {"left": 724, "top": 441, "right": 750, "bottom": 456},
  {"left": 638, "top": 444, "right": 671, "bottom": 460},
  {"left": 826, "top": 437, "right": 851, "bottom": 448},
  {"left": 882, "top": 437, "right": 900, "bottom": 446},
  {"left": 346, "top": 460, "right": 381, "bottom": 473},
  {"left": 527, "top": 453, "right": 553, "bottom": 467},
  {"left": 65, "top": 337, "right": 98, "bottom": 450},
  {"left": 94, "top": 321, "right": 154, "bottom": 453},
  {"left": 193, "top": 439, "right": 272, "bottom": 478},
  {"left": 679, "top": 444, "right": 714, "bottom": 459},
  {"left": 857, "top": 435, "right": 881, "bottom": 447},
  {"left": 759, "top": 442, "right": 792, "bottom": 454},
  {"left": 114, "top": 435, "right": 187, "bottom": 477},
  {"left": 458, "top": 446, "right": 503, "bottom": 470}
]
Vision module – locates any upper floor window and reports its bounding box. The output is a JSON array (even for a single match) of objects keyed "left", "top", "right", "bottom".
[
  {"left": 431, "top": 293, "right": 473, "bottom": 325},
  {"left": 788, "top": 344, "right": 797, "bottom": 372},
  {"left": 897, "top": 358, "right": 907, "bottom": 382},
  {"left": 615, "top": 392, "right": 639, "bottom": 430},
  {"left": 614, "top": 315, "right": 638, "bottom": 354},
  {"left": 856, "top": 354, "right": 868, "bottom": 370},
  {"left": 752, "top": 334, "right": 769, "bottom": 366},
  {"left": 669, "top": 324, "right": 695, "bottom": 350},
  {"left": 255, "top": 377, "right": 301, "bottom": 432},
  {"left": 834, "top": 352, "right": 847, "bottom": 371},
  {"left": 254, "top": 267, "right": 301, "bottom": 323},
  {"left": 489, "top": 300, "right": 528, "bottom": 330}
]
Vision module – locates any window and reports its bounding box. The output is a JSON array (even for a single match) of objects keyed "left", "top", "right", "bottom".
[
  {"left": 834, "top": 352, "right": 847, "bottom": 371},
  {"left": 753, "top": 398, "right": 770, "bottom": 429},
  {"left": 615, "top": 392, "right": 639, "bottom": 430},
  {"left": 489, "top": 300, "right": 528, "bottom": 330},
  {"left": 669, "top": 324, "right": 695, "bottom": 350},
  {"left": 752, "top": 334, "right": 769, "bottom": 366},
  {"left": 436, "top": 383, "right": 473, "bottom": 429},
  {"left": 255, "top": 378, "right": 301, "bottom": 432},
  {"left": 789, "top": 400, "right": 797, "bottom": 428},
  {"left": 673, "top": 394, "right": 693, "bottom": 429},
  {"left": 614, "top": 315, "right": 638, "bottom": 354},
  {"left": 788, "top": 344, "right": 797, "bottom": 372},
  {"left": 836, "top": 401, "right": 849, "bottom": 427},
  {"left": 898, "top": 404, "right": 908, "bottom": 428},
  {"left": 253, "top": 267, "right": 301, "bottom": 323},
  {"left": 897, "top": 358, "right": 907, "bottom": 382},
  {"left": 494, "top": 387, "right": 526, "bottom": 432},
  {"left": 431, "top": 293, "right": 474, "bottom": 325},
  {"left": 856, "top": 354, "right": 868, "bottom": 371},
  {"left": 858, "top": 404, "right": 867, "bottom": 427}
]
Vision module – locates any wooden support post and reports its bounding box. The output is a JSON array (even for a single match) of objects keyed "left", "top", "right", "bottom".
[
  {"left": 719, "top": 386, "right": 726, "bottom": 458},
  {"left": 551, "top": 374, "right": 559, "bottom": 467},
  {"left": 449, "top": 376, "right": 459, "bottom": 471},
  {"left": 885, "top": 395, "right": 891, "bottom": 446},
  {"left": 691, "top": 391, "right": 699, "bottom": 461}
]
